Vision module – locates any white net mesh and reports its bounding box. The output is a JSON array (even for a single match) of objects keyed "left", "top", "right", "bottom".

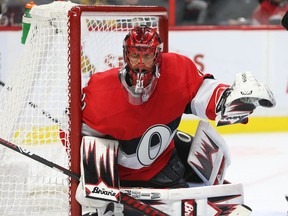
[
  {"left": 0, "top": 2, "right": 74, "bottom": 215},
  {"left": 0, "top": 2, "right": 166, "bottom": 215}
]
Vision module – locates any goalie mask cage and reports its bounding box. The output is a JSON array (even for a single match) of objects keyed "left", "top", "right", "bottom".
[{"left": 0, "top": 2, "right": 168, "bottom": 216}]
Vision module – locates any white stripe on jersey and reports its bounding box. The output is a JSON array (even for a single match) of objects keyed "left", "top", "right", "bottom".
[{"left": 190, "top": 79, "right": 221, "bottom": 119}]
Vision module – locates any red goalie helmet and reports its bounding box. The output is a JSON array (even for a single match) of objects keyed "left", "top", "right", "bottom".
[{"left": 119, "top": 25, "right": 163, "bottom": 105}]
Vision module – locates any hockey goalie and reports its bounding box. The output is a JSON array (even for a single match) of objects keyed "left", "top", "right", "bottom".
[{"left": 76, "top": 25, "right": 276, "bottom": 215}]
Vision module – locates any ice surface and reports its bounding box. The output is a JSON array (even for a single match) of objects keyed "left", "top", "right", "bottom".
[{"left": 223, "top": 132, "right": 288, "bottom": 216}]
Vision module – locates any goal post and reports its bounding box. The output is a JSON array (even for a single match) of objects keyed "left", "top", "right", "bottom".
[{"left": 0, "top": 2, "right": 168, "bottom": 216}]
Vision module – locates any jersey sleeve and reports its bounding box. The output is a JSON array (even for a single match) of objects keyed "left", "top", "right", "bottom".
[
  {"left": 190, "top": 78, "right": 229, "bottom": 120},
  {"left": 174, "top": 55, "right": 230, "bottom": 121},
  {"left": 163, "top": 53, "right": 230, "bottom": 121}
]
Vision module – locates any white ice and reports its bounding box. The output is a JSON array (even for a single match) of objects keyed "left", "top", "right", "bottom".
[{"left": 224, "top": 132, "right": 288, "bottom": 216}]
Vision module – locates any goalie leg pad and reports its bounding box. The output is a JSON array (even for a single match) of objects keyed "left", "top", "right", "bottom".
[
  {"left": 121, "top": 183, "right": 251, "bottom": 216},
  {"left": 187, "top": 120, "right": 231, "bottom": 185},
  {"left": 76, "top": 136, "right": 120, "bottom": 208}
]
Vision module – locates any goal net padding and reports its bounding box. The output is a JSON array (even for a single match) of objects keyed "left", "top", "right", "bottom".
[{"left": 0, "top": 2, "right": 168, "bottom": 216}]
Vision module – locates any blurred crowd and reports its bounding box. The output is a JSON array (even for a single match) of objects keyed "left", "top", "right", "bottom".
[{"left": 0, "top": 0, "right": 288, "bottom": 26}]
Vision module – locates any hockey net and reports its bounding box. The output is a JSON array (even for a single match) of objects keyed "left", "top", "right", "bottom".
[{"left": 0, "top": 2, "right": 168, "bottom": 216}]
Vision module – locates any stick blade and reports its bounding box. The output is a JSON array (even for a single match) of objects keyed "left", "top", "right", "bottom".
[{"left": 281, "top": 11, "right": 288, "bottom": 31}]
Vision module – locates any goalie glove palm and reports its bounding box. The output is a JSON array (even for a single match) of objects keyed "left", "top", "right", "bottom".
[{"left": 216, "top": 71, "right": 276, "bottom": 126}]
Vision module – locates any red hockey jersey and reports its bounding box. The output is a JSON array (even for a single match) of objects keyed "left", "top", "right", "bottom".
[
  {"left": 82, "top": 52, "right": 228, "bottom": 181},
  {"left": 252, "top": 0, "right": 288, "bottom": 24}
]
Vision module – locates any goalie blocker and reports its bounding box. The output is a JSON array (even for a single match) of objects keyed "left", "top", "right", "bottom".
[
  {"left": 187, "top": 120, "right": 231, "bottom": 186},
  {"left": 76, "top": 120, "right": 252, "bottom": 215}
]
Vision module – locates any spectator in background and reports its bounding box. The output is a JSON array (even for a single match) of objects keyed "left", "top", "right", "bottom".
[
  {"left": 204, "top": 0, "right": 259, "bottom": 25},
  {"left": 80, "top": 0, "right": 108, "bottom": 5},
  {"left": 0, "top": 0, "right": 24, "bottom": 26},
  {"left": 183, "top": 0, "right": 209, "bottom": 25},
  {"left": 0, "top": 1, "right": 3, "bottom": 20},
  {"left": 251, "top": 0, "right": 288, "bottom": 25},
  {"left": 108, "top": 0, "right": 186, "bottom": 26}
]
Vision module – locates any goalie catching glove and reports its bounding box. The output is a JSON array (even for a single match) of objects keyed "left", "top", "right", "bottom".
[{"left": 216, "top": 71, "right": 276, "bottom": 126}]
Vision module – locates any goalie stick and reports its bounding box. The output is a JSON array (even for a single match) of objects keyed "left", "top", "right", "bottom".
[
  {"left": 0, "top": 136, "right": 169, "bottom": 216},
  {"left": 282, "top": 11, "right": 288, "bottom": 31}
]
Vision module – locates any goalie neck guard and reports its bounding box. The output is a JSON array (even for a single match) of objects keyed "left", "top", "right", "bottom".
[{"left": 119, "top": 25, "right": 163, "bottom": 105}]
